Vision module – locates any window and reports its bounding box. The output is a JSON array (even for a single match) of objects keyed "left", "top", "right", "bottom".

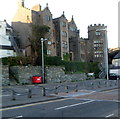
[
  {"left": 96, "top": 31, "right": 100, "bottom": 35},
  {"left": 62, "top": 41, "right": 68, "bottom": 48},
  {"left": 100, "top": 40, "right": 103, "bottom": 43},
  {"left": 63, "top": 52, "right": 67, "bottom": 55},
  {"left": 7, "top": 50, "right": 11, "bottom": 55},
  {"left": 47, "top": 50, "right": 51, "bottom": 55},
  {"left": 6, "top": 29, "right": 11, "bottom": 35},
  {"left": 62, "top": 31, "right": 67, "bottom": 37},
  {"left": 94, "top": 40, "right": 103, "bottom": 48},
  {"left": 94, "top": 55, "right": 97, "bottom": 58},
  {"left": 94, "top": 50, "right": 103, "bottom": 58},
  {"left": 48, "top": 41, "right": 52, "bottom": 45},
  {"left": 45, "top": 15, "right": 50, "bottom": 21},
  {"left": 27, "top": 15, "right": 30, "bottom": 20},
  {"left": 70, "top": 27, "right": 76, "bottom": 32},
  {"left": 62, "top": 22, "right": 66, "bottom": 27},
  {"left": 97, "top": 40, "right": 103, "bottom": 43}
]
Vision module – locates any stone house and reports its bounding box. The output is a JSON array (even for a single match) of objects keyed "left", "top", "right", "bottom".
[
  {"left": 80, "top": 24, "right": 108, "bottom": 78},
  {"left": 79, "top": 38, "right": 89, "bottom": 62},
  {"left": 12, "top": 0, "right": 56, "bottom": 57},
  {"left": 68, "top": 16, "right": 80, "bottom": 61},
  {"left": 12, "top": 0, "right": 33, "bottom": 56},
  {"left": 53, "top": 12, "right": 69, "bottom": 60},
  {"left": 12, "top": 0, "right": 108, "bottom": 65},
  {"left": 88, "top": 24, "right": 107, "bottom": 64}
]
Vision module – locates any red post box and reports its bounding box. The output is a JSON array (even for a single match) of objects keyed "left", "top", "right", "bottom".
[{"left": 32, "top": 76, "right": 42, "bottom": 84}]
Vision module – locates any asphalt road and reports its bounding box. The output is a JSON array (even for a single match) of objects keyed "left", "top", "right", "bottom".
[{"left": 1, "top": 89, "right": 119, "bottom": 118}]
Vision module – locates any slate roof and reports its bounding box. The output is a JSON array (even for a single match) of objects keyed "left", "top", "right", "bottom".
[
  {"left": 110, "top": 66, "right": 120, "bottom": 69},
  {"left": 113, "top": 51, "right": 120, "bottom": 59}
]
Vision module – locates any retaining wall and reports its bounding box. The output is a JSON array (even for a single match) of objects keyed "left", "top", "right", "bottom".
[{"left": 2, "top": 65, "right": 87, "bottom": 85}]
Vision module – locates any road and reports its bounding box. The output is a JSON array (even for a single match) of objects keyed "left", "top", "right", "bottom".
[{"left": 1, "top": 89, "right": 119, "bottom": 118}]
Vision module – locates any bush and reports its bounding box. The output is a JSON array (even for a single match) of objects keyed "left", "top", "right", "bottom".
[
  {"left": 1, "top": 56, "right": 100, "bottom": 77},
  {"left": 62, "top": 61, "right": 100, "bottom": 76},
  {"left": 1, "top": 56, "right": 30, "bottom": 66},
  {"left": 63, "top": 53, "right": 70, "bottom": 61},
  {"left": 44, "top": 56, "right": 100, "bottom": 76},
  {"left": 45, "top": 56, "right": 63, "bottom": 66}
]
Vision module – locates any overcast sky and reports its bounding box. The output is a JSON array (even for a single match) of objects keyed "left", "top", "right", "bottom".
[{"left": 0, "top": 0, "right": 119, "bottom": 48}]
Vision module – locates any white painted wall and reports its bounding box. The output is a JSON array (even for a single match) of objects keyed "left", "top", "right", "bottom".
[
  {"left": 110, "top": 69, "right": 120, "bottom": 75},
  {"left": 0, "top": 21, "right": 15, "bottom": 58},
  {"left": 112, "top": 59, "right": 120, "bottom": 66},
  {"left": 0, "top": 49, "right": 15, "bottom": 58}
]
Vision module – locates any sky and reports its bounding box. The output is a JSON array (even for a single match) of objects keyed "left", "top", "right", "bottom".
[{"left": 0, "top": 0, "right": 119, "bottom": 48}]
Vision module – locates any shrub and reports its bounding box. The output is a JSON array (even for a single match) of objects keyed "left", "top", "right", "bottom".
[
  {"left": 45, "top": 56, "right": 63, "bottom": 66},
  {"left": 1, "top": 56, "right": 30, "bottom": 66}
]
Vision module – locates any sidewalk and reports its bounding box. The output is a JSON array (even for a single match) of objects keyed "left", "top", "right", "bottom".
[{"left": 1, "top": 79, "right": 119, "bottom": 108}]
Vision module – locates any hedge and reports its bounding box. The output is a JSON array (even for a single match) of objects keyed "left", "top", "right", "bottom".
[
  {"left": 1, "top": 56, "right": 30, "bottom": 66},
  {"left": 1, "top": 56, "right": 100, "bottom": 77}
]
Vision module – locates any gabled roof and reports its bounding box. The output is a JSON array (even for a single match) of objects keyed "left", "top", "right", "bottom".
[{"left": 113, "top": 51, "right": 120, "bottom": 59}]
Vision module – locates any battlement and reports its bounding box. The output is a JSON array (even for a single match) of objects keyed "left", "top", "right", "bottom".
[
  {"left": 88, "top": 24, "right": 107, "bottom": 31},
  {"left": 88, "top": 24, "right": 105, "bottom": 27}
]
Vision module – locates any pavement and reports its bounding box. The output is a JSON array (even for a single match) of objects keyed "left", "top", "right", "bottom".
[{"left": 1, "top": 79, "right": 119, "bottom": 108}]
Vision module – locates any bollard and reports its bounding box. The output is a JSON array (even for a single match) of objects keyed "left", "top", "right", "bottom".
[
  {"left": 66, "top": 86, "right": 68, "bottom": 93},
  {"left": 109, "top": 81, "right": 112, "bottom": 87},
  {"left": 55, "top": 87, "right": 58, "bottom": 95},
  {"left": 12, "top": 89, "right": 16, "bottom": 100},
  {"left": 75, "top": 85, "right": 78, "bottom": 92},
  {"left": 104, "top": 81, "right": 107, "bottom": 87},
  {"left": 28, "top": 89, "right": 32, "bottom": 98},
  {"left": 115, "top": 80, "right": 117, "bottom": 85},
  {"left": 97, "top": 81, "right": 101, "bottom": 88},
  {"left": 42, "top": 87, "right": 46, "bottom": 96},
  {"left": 91, "top": 82, "right": 94, "bottom": 89}
]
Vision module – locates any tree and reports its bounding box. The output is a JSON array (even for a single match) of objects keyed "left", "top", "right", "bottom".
[{"left": 29, "top": 24, "right": 50, "bottom": 65}]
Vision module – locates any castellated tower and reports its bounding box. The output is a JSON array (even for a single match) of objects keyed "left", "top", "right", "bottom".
[{"left": 88, "top": 24, "right": 108, "bottom": 78}]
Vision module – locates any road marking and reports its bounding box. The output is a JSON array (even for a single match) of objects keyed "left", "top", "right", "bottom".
[
  {"left": 0, "top": 98, "right": 70, "bottom": 111},
  {"left": 101, "top": 89, "right": 118, "bottom": 93},
  {"left": 54, "top": 100, "right": 94, "bottom": 110},
  {"left": 16, "top": 94, "right": 21, "bottom": 96},
  {"left": 74, "top": 98, "right": 119, "bottom": 103},
  {"left": 105, "top": 113, "right": 114, "bottom": 118},
  {"left": 0, "top": 95, "right": 10, "bottom": 97},
  {"left": 0, "top": 94, "right": 22, "bottom": 97},
  {"left": 7, "top": 115, "right": 23, "bottom": 119}
]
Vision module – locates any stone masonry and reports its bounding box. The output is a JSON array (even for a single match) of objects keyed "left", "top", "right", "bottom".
[
  {"left": 2, "top": 65, "right": 87, "bottom": 85},
  {"left": 1, "top": 65, "right": 10, "bottom": 85}
]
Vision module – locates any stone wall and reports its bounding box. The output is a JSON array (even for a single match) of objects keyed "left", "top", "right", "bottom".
[
  {"left": 1, "top": 65, "right": 10, "bottom": 85},
  {"left": 2, "top": 65, "right": 87, "bottom": 85},
  {"left": 45, "top": 66, "right": 87, "bottom": 83},
  {"left": 10, "top": 66, "right": 42, "bottom": 84}
]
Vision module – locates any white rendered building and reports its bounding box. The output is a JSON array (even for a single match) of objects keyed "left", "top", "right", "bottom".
[{"left": 0, "top": 20, "right": 16, "bottom": 58}]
